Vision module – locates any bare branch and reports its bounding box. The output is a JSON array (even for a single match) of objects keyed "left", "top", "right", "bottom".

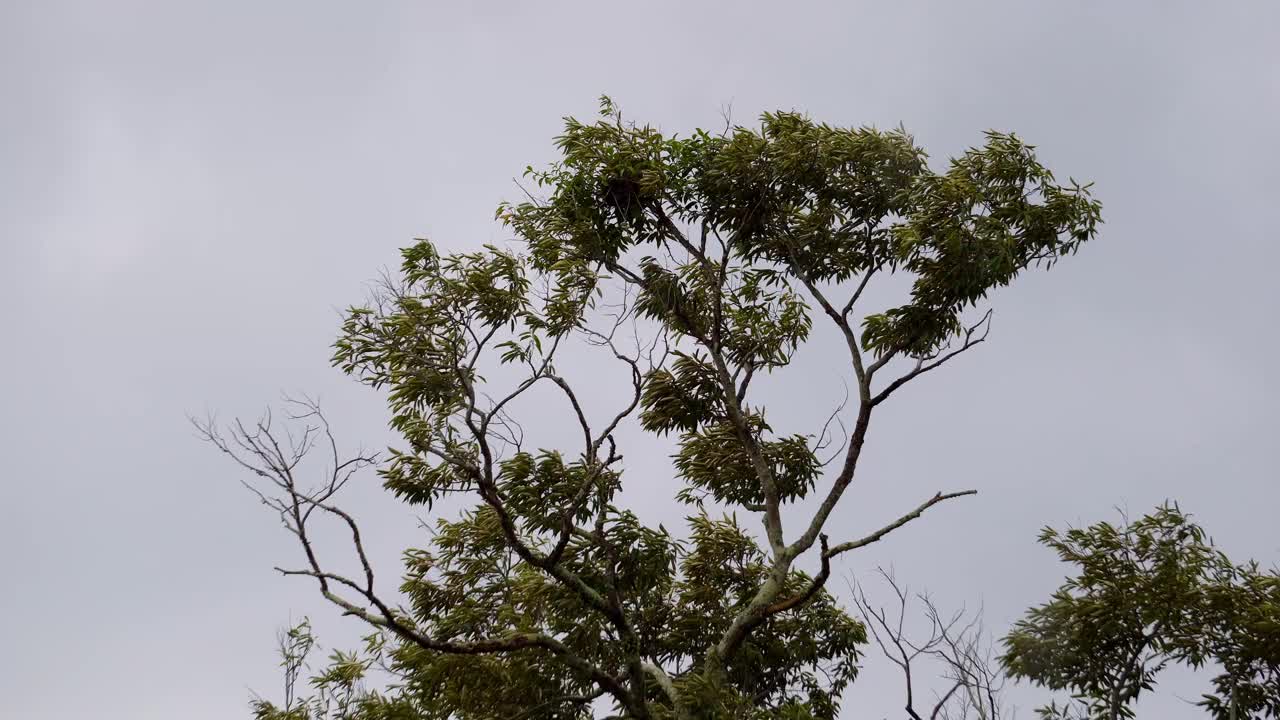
[
  {"left": 853, "top": 571, "right": 930, "bottom": 720},
  {"left": 853, "top": 570, "right": 1009, "bottom": 720},
  {"left": 792, "top": 270, "right": 868, "bottom": 393},
  {"left": 871, "top": 310, "right": 993, "bottom": 407},
  {"left": 826, "top": 490, "right": 978, "bottom": 558},
  {"left": 198, "top": 402, "right": 635, "bottom": 711},
  {"left": 842, "top": 267, "right": 876, "bottom": 318}
]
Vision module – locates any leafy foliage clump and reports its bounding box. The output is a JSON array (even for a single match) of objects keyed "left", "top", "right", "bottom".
[{"left": 1002, "top": 504, "right": 1280, "bottom": 719}]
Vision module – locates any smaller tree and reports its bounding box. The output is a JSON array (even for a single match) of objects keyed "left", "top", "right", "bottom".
[
  {"left": 852, "top": 570, "right": 1008, "bottom": 720},
  {"left": 1000, "top": 504, "right": 1280, "bottom": 720},
  {"left": 250, "top": 619, "right": 422, "bottom": 720}
]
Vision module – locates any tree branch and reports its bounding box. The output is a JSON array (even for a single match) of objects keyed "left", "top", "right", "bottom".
[
  {"left": 826, "top": 491, "right": 978, "bottom": 558},
  {"left": 871, "top": 310, "right": 992, "bottom": 407}
]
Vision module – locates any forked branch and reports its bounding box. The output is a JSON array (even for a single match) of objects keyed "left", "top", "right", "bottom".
[{"left": 192, "top": 398, "right": 634, "bottom": 711}]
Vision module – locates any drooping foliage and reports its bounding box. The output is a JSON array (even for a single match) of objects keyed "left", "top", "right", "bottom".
[
  {"left": 1002, "top": 504, "right": 1280, "bottom": 719},
  {"left": 215, "top": 97, "right": 1100, "bottom": 720}
]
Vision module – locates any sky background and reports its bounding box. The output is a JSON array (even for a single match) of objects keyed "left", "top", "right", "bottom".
[{"left": 2, "top": 1, "right": 1278, "bottom": 718}]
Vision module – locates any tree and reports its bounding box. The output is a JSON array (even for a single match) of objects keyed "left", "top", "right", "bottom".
[
  {"left": 852, "top": 569, "right": 1009, "bottom": 720},
  {"left": 199, "top": 97, "right": 1101, "bottom": 719},
  {"left": 1000, "top": 504, "right": 1280, "bottom": 720}
]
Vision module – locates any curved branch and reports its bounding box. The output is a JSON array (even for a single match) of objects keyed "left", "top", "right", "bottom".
[{"left": 872, "top": 310, "right": 992, "bottom": 407}]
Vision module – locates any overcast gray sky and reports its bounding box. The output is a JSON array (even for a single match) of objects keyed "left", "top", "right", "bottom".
[{"left": 2, "top": 1, "right": 1277, "bottom": 718}]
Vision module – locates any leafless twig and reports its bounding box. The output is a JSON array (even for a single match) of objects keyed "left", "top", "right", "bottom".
[{"left": 852, "top": 569, "right": 1008, "bottom": 720}]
